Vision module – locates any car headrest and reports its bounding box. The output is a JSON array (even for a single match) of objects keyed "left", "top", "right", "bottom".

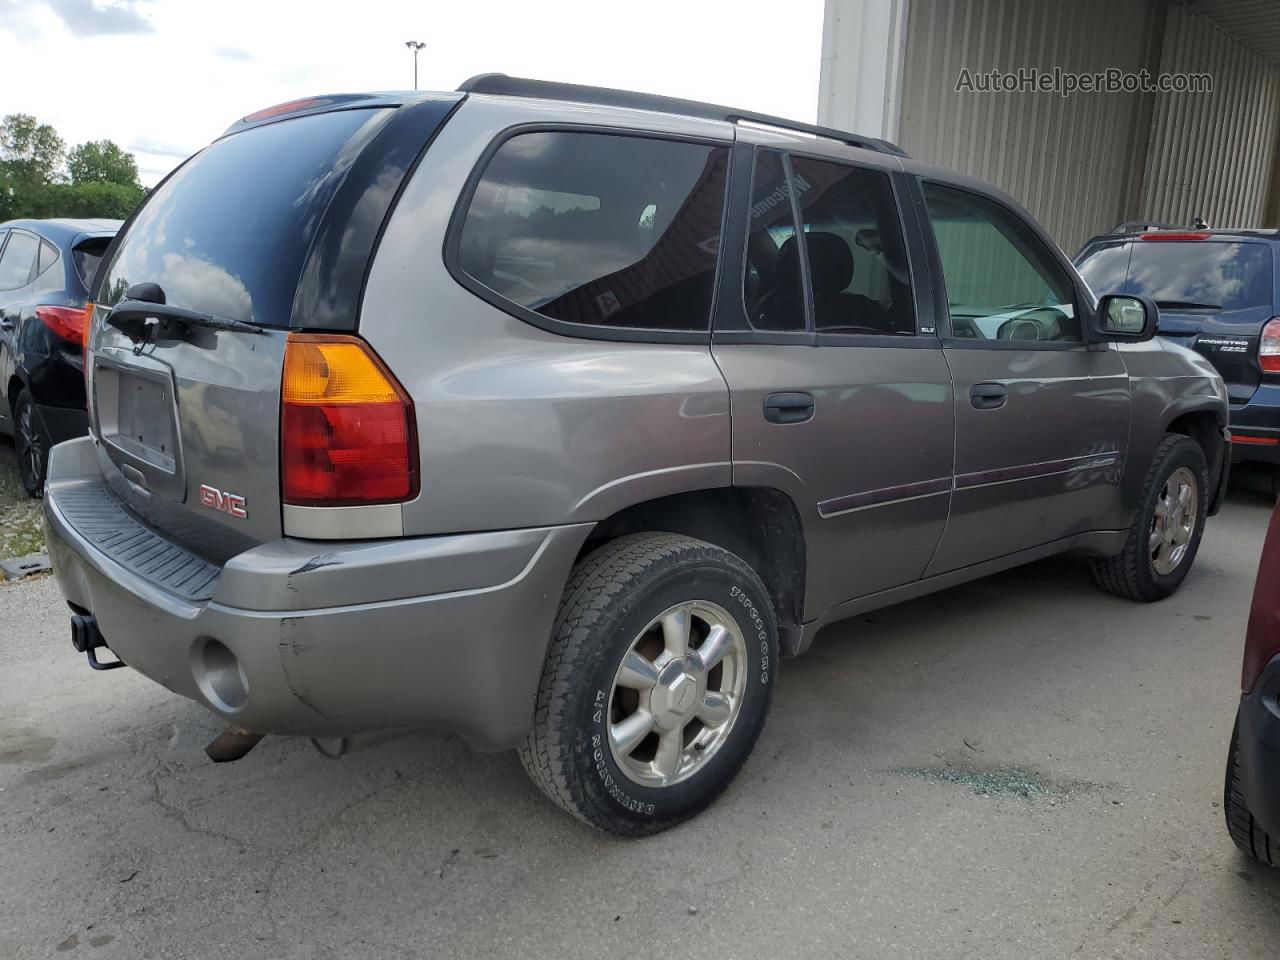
[{"left": 778, "top": 232, "right": 854, "bottom": 295}]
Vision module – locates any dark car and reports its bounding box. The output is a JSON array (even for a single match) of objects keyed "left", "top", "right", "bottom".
[
  {"left": 1076, "top": 225, "right": 1280, "bottom": 495},
  {"left": 0, "top": 218, "right": 120, "bottom": 496},
  {"left": 1225, "top": 498, "right": 1280, "bottom": 866}
]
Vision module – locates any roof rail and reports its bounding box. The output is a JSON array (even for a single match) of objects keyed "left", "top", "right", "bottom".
[
  {"left": 457, "top": 73, "right": 909, "bottom": 158},
  {"left": 1109, "top": 218, "right": 1209, "bottom": 234}
]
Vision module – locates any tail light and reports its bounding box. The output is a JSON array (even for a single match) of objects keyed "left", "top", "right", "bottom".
[
  {"left": 1140, "top": 232, "right": 1210, "bottom": 241},
  {"left": 281, "top": 333, "right": 417, "bottom": 506},
  {"left": 1243, "top": 504, "right": 1280, "bottom": 693},
  {"left": 1261, "top": 317, "right": 1280, "bottom": 374},
  {"left": 36, "top": 305, "right": 88, "bottom": 345}
]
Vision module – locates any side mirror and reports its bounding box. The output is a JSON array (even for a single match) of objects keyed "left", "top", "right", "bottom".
[{"left": 1090, "top": 294, "right": 1157, "bottom": 342}]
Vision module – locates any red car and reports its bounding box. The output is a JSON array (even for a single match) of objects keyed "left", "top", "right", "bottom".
[{"left": 1226, "top": 500, "right": 1280, "bottom": 865}]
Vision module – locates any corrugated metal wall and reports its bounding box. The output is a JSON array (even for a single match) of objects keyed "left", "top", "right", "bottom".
[
  {"left": 828, "top": 1, "right": 1280, "bottom": 249},
  {"left": 1140, "top": 5, "right": 1280, "bottom": 228},
  {"left": 897, "top": 0, "right": 1164, "bottom": 253}
]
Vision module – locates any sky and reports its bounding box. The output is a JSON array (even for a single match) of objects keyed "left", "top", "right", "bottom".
[{"left": 0, "top": 0, "right": 825, "bottom": 186}]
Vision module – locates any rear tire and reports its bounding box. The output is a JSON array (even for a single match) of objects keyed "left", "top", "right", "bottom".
[
  {"left": 1090, "top": 433, "right": 1207, "bottom": 602},
  {"left": 13, "top": 390, "right": 46, "bottom": 499},
  {"left": 520, "top": 532, "right": 778, "bottom": 836},
  {"left": 1225, "top": 720, "right": 1278, "bottom": 867}
]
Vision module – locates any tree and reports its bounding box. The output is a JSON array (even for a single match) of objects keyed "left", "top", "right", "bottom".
[
  {"left": 0, "top": 113, "right": 66, "bottom": 185},
  {"left": 29, "top": 182, "right": 146, "bottom": 219},
  {"left": 67, "top": 140, "right": 141, "bottom": 188},
  {"left": 0, "top": 115, "right": 145, "bottom": 220}
]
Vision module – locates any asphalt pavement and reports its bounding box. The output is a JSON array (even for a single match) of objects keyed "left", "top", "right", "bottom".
[{"left": 2, "top": 454, "right": 1278, "bottom": 960}]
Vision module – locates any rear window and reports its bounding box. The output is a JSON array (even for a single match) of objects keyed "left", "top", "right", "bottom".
[
  {"left": 96, "top": 108, "right": 392, "bottom": 327},
  {"left": 72, "top": 237, "right": 111, "bottom": 289},
  {"left": 456, "top": 131, "right": 730, "bottom": 334},
  {"left": 1078, "top": 240, "right": 1273, "bottom": 312}
]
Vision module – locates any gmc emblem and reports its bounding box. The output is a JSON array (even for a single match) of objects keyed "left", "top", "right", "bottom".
[{"left": 199, "top": 484, "right": 248, "bottom": 519}]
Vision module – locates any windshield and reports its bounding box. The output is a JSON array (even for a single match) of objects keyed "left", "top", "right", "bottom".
[
  {"left": 96, "top": 108, "right": 391, "bottom": 327},
  {"left": 1078, "top": 240, "right": 1272, "bottom": 312}
]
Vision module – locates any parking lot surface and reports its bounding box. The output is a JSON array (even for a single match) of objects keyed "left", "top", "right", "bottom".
[{"left": 2, "top": 442, "right": 1278, "bottom": 960}]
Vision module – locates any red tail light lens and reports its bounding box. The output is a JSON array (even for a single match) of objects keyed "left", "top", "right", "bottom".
[
  {"left": 281, "top": 333, "right": 418, "bottom": 506},
  {"left": 1261, "top": 317, "right": 1280, "bottom": 374},
  {"left": 1139, "top": 232, "right": 1210, "bottom": 241},
  {"left": 36, "top": 305, "right": 88, "bottom": 345}
]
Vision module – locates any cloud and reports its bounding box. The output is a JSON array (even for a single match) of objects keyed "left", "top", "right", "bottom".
[
  {"left": 127, "top": 137, "right": 195, "bottom": 159},
  {"left": 45, "top": 0, "right": 152, "bottom": 37},
  {"left": 212, "top": 46, "right": 255, "bottom": 62},
  {"left": 0, "top": 0, "right": 45, "bottom": 38}
]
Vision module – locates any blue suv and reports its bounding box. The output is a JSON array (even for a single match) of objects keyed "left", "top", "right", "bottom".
[{"left": 1077, "top": 224, "right": 1280, "bottom": 496}]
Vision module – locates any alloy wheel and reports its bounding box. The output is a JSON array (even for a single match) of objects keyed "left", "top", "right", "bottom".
[
  {"left": 606, "top": 600, "right": 748, "bottom": 788},
  {"left": 1149, "top": 466, "right": 1198, "bottom": 575},
  {"left": 15, "top": 398, "right": 43, "bottom": 492}
]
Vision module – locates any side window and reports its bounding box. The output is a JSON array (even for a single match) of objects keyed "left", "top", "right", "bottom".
[
  {"left": 923, "top": 182, "right": 1079, "bottom": 343},
  {"left": 0, "top": 231, "right": 40, "bottom": 291},
  {"left": 456, "top": 131, "right": 729, "bottom": 333},
  {"left": 790, "top": 156, "right": 916, "bottom": 335},
  {"left": 743, "top": 150, "right": 804, "bottom": 331},
  {"left": 37, "top": 240, "right": 60, "bottom": 278}
]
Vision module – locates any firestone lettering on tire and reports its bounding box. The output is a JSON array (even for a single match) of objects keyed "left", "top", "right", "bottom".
[{"left": 730, "top": 585, "right": 770, "bottom": 684}]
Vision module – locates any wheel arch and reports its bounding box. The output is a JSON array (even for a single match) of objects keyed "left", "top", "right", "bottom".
[
  {"left": 1164, "top": 404, "right": 1228, "bottom": 514},
  {"left": 578, "top": 486, "right": 808, "bottom": 655}
]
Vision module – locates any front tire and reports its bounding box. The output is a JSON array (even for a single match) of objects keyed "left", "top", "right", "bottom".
[
  {"left": 13, "top": 390, "right": 47, "bottom": 499},
  {"left": 520, "top": 533, "right": 778, "bottom": 836},
  {"left": 1225, "top": 721, "right": 1278, "bottom": 867},
  {"left": 1090, "top": 433, "right": 1208, "bottom": 602}
]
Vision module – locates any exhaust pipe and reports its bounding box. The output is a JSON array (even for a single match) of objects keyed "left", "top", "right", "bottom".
[{"left": 205, "top": 725, "right": 265, "bottom": 762}]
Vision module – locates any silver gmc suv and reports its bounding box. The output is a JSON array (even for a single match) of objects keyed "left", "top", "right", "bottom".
[{"left": 44, "top": 75, "right": 1230, "bottom": 835}]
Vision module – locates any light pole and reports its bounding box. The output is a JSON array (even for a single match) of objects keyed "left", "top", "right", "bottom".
[{"left": 405, "top": 40, "right": 425, "bottom": 90}]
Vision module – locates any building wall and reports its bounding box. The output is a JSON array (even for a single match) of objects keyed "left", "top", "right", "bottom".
[
  {"left": 821, "top": 0, "right": 1280, "bottom": 254},
  {"left": 1140, "top": 4, "right": 1280, "bottom": 229},
  {"left": 894, "top": 0, "right": 1163, "bottom": 252}
]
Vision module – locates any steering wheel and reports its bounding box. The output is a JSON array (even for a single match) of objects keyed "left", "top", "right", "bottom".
[{"left": 996, "top": 305, "right": 1068, "bottom": 342}]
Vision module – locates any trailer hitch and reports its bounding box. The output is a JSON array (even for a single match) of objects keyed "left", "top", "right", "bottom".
[{"left": 70, "top": 614, "right": 125, "bottom": 671}]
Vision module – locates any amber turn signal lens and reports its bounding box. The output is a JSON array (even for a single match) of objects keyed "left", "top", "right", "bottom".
[{"left": 281, "top": 333, "right": 418, "bottom": 506}]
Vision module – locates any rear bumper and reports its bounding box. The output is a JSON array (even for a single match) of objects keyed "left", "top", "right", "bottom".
[
  {"left": 43, "top": 437, "right": 592, "bottom": 750},
  {"left": 1235, "top": 653, "right": 1280, "bottom": 840},
  {"left": 1230, "top": 384, "right": 1280, "bottom": 466}
]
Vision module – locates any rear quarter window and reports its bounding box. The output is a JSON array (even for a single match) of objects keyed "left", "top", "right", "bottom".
[
  {"left": 96, "top": 108, "right": 393, "bottom": 327},
  {"left": 454, "top": 130, "right": 730, "bottom": 335}
]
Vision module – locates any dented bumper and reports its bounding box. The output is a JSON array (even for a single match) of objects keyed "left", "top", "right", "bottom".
[{"left": 43, "top": 437, "right": 591, "bottom": 750}]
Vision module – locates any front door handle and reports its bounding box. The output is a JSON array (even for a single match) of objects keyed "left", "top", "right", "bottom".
[
  {"left": 970, "top": 383, "right": 1007, "bottom": 410},
  {"left": 764, "top": 391, "right": 815, "bottom": 424}
]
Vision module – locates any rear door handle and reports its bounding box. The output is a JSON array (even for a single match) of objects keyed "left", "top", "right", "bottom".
[
  {"left": 970, "top": 383, "right": 1007, "bottom": 410},
  {"left": 764, "top": 391, "right": 815, "bottom": 424}
]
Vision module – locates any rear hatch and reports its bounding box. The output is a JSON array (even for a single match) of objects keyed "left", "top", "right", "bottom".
[
  {"left": 1076, "top": 235, "right": 1276, "bottom": 404},
  {"left": 86, "top": 95, "right": 460, "bottom": 561}
]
